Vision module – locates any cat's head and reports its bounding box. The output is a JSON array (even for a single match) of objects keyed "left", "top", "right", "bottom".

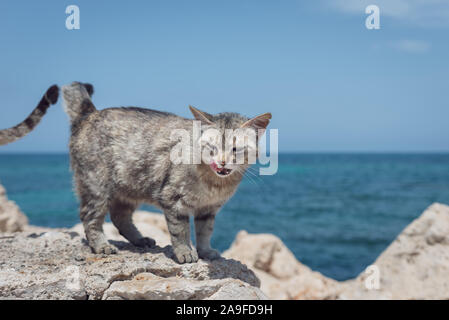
[{"left": 189, "top": 106, "right": 271, "bottom": 178}]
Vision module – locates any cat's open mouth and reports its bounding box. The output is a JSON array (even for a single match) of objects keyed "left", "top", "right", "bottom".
[
  {"left": 210, "top": 163, "right": 233, "bottom": 176},
  {"left": 215, "top": 167, "right": 232, "bottom": 176}
]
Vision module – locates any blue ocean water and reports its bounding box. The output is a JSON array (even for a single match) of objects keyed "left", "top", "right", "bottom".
[{"left": 1, "top": 153, "right": 448, "bottom": 281}]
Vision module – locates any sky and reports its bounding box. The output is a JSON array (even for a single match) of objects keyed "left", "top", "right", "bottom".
[{"left": 0, "top": 0, "right": 448, "bottom": 153}]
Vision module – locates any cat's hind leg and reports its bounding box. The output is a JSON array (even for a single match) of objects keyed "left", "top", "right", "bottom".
[{"left": 109, "top": 199, "right": 156, "bottom": 248}]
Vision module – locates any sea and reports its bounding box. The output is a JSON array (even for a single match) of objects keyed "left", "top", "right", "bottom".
[{"left": 1, "top": 153, "right": 448, "bottom": 281}]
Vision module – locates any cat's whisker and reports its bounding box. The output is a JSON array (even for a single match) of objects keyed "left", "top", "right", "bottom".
[
  {"left": 244, "top": 166, "right": 266, "bottom": 185},
  {"left": 235, "top": 167, "right": 259, "bottom": 188},
  {"left": 246, "top": 167, "right": 270, "bottom": 190}
]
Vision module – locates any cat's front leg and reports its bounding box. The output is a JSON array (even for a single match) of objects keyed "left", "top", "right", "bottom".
[
  {"left": 194, "top": 211, "right": 221, "bottom": 260},
  {"left": 164, "top": 211, "right": 198, "bottom": 264}
]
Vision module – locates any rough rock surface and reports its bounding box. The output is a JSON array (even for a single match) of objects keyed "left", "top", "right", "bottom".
[
  {"left": 0, "top": 183, "right": 28, "bottom": 233},
  {"left": 2, "top": 199, "right": 449, "bottom": 300},
  {"left": 336, "top": 203, "right": 449, "bottom": 299},
  {"left": 223, "top": 231, "right": 339, "bottom": 299},
  {"left": 0, "top": 228, "right": 265, "bottom": 300},
  {"left": 103, "top": 273, "right": 266, "bottom": 300}
]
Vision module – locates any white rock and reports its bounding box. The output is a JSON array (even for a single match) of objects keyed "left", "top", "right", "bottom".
[
  {"left": 103, "top": 273, "right": 267, "bottom": 300},
  {"left": 0, "top": 183, "right": 28, "bottom": 233},
  {"left": 223, "top": 231, "right": 339, "bottom": 299},
  {"left": 337, "top": 203, "right": 449, "bottom": 300}
]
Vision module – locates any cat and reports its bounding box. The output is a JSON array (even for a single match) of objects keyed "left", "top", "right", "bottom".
[
  {"left": 62, "top": 81, "right": 271, "bottom": 263},
  {"left": 0, "top": 85, "right": 59, "bottom": 146}
]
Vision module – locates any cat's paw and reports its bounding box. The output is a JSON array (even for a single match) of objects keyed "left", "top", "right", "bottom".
[
  {"left": 132, "top": 237, "right": 156, "bottom": 248},
  {"left": 92, "top": 243, "right": 118, "bottom": 255},
  {"left": 173, "top": 245, "right": 199, "bottom": 264},
  {"left": 198, "top": 248, "right": 221, "bottom": 260}
]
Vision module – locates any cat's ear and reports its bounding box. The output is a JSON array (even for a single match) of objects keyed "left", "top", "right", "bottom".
[
  {"left": 241, "top": 112, "right": 272, "bottom": 135},
  {"left": 189, "top": 105, "right": 214, "bottom": 125}
]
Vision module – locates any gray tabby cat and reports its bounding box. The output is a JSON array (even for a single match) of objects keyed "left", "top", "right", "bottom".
[
  {"left": 0, "top": 85, "right": 59, "bottom": 146},
  {"left": 62, "top": 82, "right": 271, "bottom": 263}
]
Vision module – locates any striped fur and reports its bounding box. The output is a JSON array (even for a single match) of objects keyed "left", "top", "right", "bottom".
[
  {"left": 62, "top": 82, "right": 271, "bottom": 263},
  {"left": 0, "top": 85, "right": 59, "bottom": 146},
  {"left": 61, "top": 82, "right": 95, "bottom": 124}
]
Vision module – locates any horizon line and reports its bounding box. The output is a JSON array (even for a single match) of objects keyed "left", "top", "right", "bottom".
[{"left": 1, "top": 150, "right": 449, "bottom": 155}]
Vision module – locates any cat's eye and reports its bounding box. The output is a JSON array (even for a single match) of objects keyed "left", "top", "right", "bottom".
[
  {"left": 206, "top": 143, "right": 218, "bottom": 156},
  {"left": 232, "top": 147, "right": 244, "bottom": 154}
]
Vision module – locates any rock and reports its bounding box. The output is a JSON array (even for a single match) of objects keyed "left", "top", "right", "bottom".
[
  {"left": 3, "top": 195, "right": 449, "bottom": 300},
  {"left": 0, "top": 229, "right": 263, "bottom": 300},
  {"left": 336, "top": 203, "right": 449, "bottom": 299},
  {"left": 223, "top": 231, "right": 339, "bottom": 299},
  {"left": 0, "top": 183, "right": 28, "bottom": 233},
  {"left": 70, "top": 211, "right": 171, "bottom": 247},
  {"left": 103, "top": 273, "right": 267, "bottom": 300}
]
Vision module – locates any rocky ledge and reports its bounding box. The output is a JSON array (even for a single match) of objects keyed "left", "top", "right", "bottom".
[
  {"left": 0, "top": 228, "right": 265, "bottom": 300},
  {"left": 1, "top": 182, "right": 449, "bottom": 300},
  {"left": 0, "top": 183, "right": 265, "bottom": 300}
]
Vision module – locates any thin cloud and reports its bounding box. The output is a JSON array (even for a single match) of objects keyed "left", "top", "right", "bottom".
[
  {"left": 324, "top": 0, "right": 449, "bottom": 27},
  {"left": 392, "top": 40, "right": 431, "bottom": 53}
]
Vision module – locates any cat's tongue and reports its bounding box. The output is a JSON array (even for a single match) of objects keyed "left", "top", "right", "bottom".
[{"left": 210, "top": 162, "right": 218, "bottom": 171}]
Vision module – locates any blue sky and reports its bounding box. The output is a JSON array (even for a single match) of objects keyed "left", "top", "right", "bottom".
[{"left": 0, "top": 0, "right": 448, "bottom": 153}]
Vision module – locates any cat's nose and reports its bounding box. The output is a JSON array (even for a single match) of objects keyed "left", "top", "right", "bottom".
[{"left": 220, "top": 160, "right": 226, "bottom": 167}]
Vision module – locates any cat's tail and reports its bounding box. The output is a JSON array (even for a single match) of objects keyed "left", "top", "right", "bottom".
[
  {"left": 0, "top": 85, "right": 59, "bottom": 146},
  {"left": 62, "top": 82, "right": 96, "bottom": 124}
]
